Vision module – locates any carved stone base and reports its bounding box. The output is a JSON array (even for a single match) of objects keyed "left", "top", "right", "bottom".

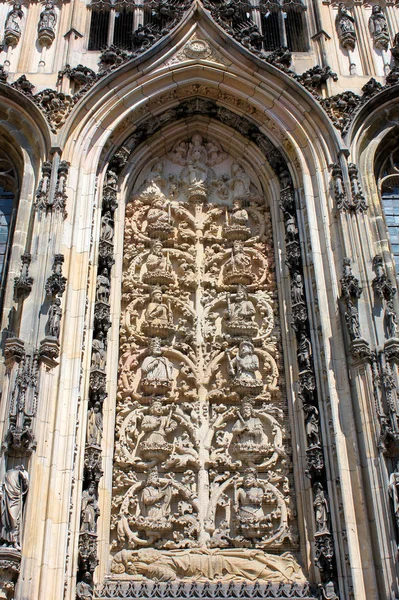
[
  {"left": 223, "top": 225, "right": 252, "bottom": 241},
  {"left": 350, "top": 338, "right": 371, "bottom": 361},
  {"left": 384, "top": 338, "right": 399, "bottom": 362},
  {"left": 0, "top": 547, "right": 21, "bottom": 600},
  {"left": 95, "top": 580, "right": 317, "bottom": 599},
  {"left": 39, "top": 336, "right": 60, "bottom": 361}
]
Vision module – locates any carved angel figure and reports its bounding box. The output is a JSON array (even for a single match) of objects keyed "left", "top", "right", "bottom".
[{"left": 0, "top": 464, "right": 29, "bottom": 549}]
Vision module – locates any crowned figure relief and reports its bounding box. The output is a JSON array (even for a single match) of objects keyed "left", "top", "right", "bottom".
[
  {"left": 139, "top": 401, "right": 177, "bottom": 464},
  {"left": 142, "top": 287, "right": 174, "bottom": 337},
  {"left": 231, "top": 399, "right": 269, "bottom": 458},
  {"left": 224, "top": 241, "right": 254, "bottom": 285},
  {"left": 142, "top": 240, "right": 175, "bottom": 286},
  {"left": 141, "top": 338, "right": 174, "bottom": 395},
  {"left": 224, "top": 285, "right": 258, "bottom": 337}
]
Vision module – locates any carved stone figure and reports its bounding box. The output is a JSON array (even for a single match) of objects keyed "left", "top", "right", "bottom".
[
  {"left": 226, "top": 340, "right": 262, "bottom": 394},
  {"left": 345, "top": 300, "right": 361, "bottom": 340},
  {"left": 111, "top": 547, "right": 306, "bottom": 582},
  {"left": 141, "top": 468, "right": 173, "bottom": 520},
  {"left": 230, "top": 163, "right": 250, "bottom": 199},
  {"left": 232, "top": 401, "right": 267, "bottom": 447},
  {"left": 224, "top": 241, "right": 254, "bottom": 285},
  {"left": 37, "top": 1, "right": 57, "bottom": 47},
  {"left": 313, "top": 482, "right": 329, "bottom": 534},
  {"left": 91, "top": 332, "right": 106, "bottom": 371},
  {"left": 96, "top": 268, "right": 110, "bottom": 304},
  {"left": 336, "top": 3, "right": 356, "bottom": 51},
  {"left": 4, "top": 2, "right": 23, "bottom": 46},
  {"left": 146, "top": 197, "right": 173, "bottom": 238},
  {"left": 386, "top": 300, "right": 398, "bottom": 339},
  {"left": 143, "top": 240, "right": 174, "bottom": 285},
  {"left": 87, "top": 402, "right": 103, "bottom": 446},
  {"left": 297, "top": 331, "right": 312, "bottom": 371},
  {"left": 141, "top": 338, "right": 174, "bottom": 394},
  {"left": 46, "top": 297, "right": 62, "bottom": 339},
  {"left": 224, "top": 285, "right": 257, "bottom": 336},
  {"left": 80, "top": 482, "right": 99, "bottom": 533},
  {"left": 291, "top": 272, "right": 304, "bottom": 305},
  {"left": 76, "top": 573, "right": 93, "bottom": 600},
  {"left": 303, "top": 404, "right": 320, "bottom": 447},
  {"left": 236, "top": 469, "right": 265, "bottom": 536},
  {"left": 389, "top": 461, "right": 399, "bottom": 531},
  {"left": 369, "top": 5, "right": 389, "bottom": 50},
  {"left": 391, "top": 32, "right": 399, "bottom": 67},
  {"left": 101, "top": 211, "right": 114, "bottom": 242},
  {"left": 143, "top": 288, "right": 173, "bottom": 337},
  {"left": 0, "top": 465, "right": 29, "bottom": 549},
  {"left": 224, "top": 199, "right": 251, "bottom": 240},
  {"left": 139, "top": 401, "right": 177, "bottom": 461}
]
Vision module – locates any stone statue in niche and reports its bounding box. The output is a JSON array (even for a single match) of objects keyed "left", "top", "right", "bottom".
[
  {"left": 297, "top": 331, "right": 312, "bottom": 371},
  {"left": 226, "top": 340, "right": 263, "bottom": 395},
  {"left": 0, "top": 465, "right": 29, "bottom": 549},
  {"left": 80, "top": 482, "right": 100, "bottom": 533},
  {"left": 385, "top": 300, "right": 398, "bottom": 339},
  {"left": 87, "top": 402, "right": 103, "bottom": 446},
  {"left": 142, "top": 287, "right": 174, "bottom": 337},
  {"left": 313, "top": 482, "right": 329, "bottom": 534},
  {"left": 101, "top": 211, "right": 114, "bottom": 242},
  {"left": 4, "top": 3, "right": 23, "bottom": 47},
  {"left": 91, "top": 331, "right": 106, "bottom": 371},
  {"left": 141, "top": 338, "right": 174, "bottom": 394},
  {"left": 224, "top": 241, "right": 254, "bottom": 285},
  {"left": 224, "top": 285, "right": 257, "bottom": 337},
  {"left": 139, "top": 401, "right": 177, "bottom": 463},
  {"left": 46, "top": 297, "right": 62, "bottom": 339},
  {"left": 111, "top": 547, "right": 307, "bottom": 582},
  {"left": 76, "top": 573, "right": 93, "bottom": 600},
  {"left": 96, "top": 267, "right": 110, "bottom": 304},
  {"left": 37, "top": 1, "right": 57, "bottom": 47},
  {"left": 142, "top": 240, "right": 175, "bottom": 286},
  {"left": 232, "top": 399, "right": 268, "bottom": 447},
  {"left": 291, "top": 272, "right": 304, "bottom": 305},
  {"left": 336, "top": 3, "right": 356, "bottom": 51},
  {"left": 369, "top": 5, "right": 390, "bottom": 50},
  {"left": 303, "top": 404, "right": 320, "bottom": 447},
  {"left": 389, "top": 460, "right": 399, "bottom": 532},
  {"left": 345, "top": 300, "right": 361, "bottom": 339}
]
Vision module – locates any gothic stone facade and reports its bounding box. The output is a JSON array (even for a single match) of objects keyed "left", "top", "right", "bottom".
[{"left": 0, "top": 1, "right": 399, "bottom": 599}]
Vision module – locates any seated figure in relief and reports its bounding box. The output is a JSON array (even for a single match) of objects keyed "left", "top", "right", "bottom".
[
  {"left": 141, "top": 338, "right": 174, "bottom": 394},
  {"left": 224, "top": 241, "right": 254, "bottom": 285},
  {"left": 141, "top": 467, "right": 173, "bottom": 520},
  {"left": 232, "top": 400, "right": 267, "bottom": 447},
  {"left": 226, "top": 340, "right": 263, "bottom": 394},
  {"left": 225, "top": 285, "right": 257, "bottom": 336},
  {"left": 143, "top": 240, "right": 174, "bottom": 285},
  {"left": 139, "top": 401, "right": 177, "bottom": 462},
  {"left": 143, "top": 287, "right": 173, "bottom": 337}
]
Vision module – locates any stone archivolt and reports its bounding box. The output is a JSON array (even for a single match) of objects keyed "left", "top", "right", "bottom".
[{"left": 111, "top": 135, "right": 302, "bottom": 584}]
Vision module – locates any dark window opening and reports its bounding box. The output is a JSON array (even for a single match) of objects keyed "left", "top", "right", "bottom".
[
  {"left": 261, "top": 12, "right": 282, "bottom": 51},
  {"left": 88, "top": 9, "right": 110, "bottom": 51},
  {"left": 285, "top": 9, "right": 308, "bottom": 51},
  {"left": 114, "top": 8, "right": 134, "bottom": 49}
]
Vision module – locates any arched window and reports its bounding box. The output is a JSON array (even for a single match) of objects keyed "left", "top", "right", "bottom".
[
  {"left": 378, "top": 144, "right": 399, "bottom": 273},
  {"left": 0, "top": 151, "right": 18, "bottom": 299}
]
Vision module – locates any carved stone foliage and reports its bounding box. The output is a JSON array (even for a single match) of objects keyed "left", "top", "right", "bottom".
[{"left": 110, "top": 135, "right": 302, "bottom": 585}]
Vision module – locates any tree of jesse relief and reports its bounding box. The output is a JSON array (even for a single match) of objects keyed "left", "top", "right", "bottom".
[{"left": 111, "top": 135, "right": 304, "bottom": 583}]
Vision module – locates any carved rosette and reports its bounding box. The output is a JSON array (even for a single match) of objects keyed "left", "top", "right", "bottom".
[{"left": 109, "top": 135, "right": 303, "bottom": 587}]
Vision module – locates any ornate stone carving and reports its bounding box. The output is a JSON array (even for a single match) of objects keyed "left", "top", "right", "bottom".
[
  {"left": 335, "top": 3, "right": 356, "bottom": 51},
  {"left": 369, "top": 5, "right": 390, "bottom": 51},
  {"left": 112, "top": 136, "right": 298, "bottom": 576},
  {"left": 45, "top": 297, "right": 62, "bottom": 339},
  {"left": 37, "top": 1, "right": 57, "bottom": 47},
  {"left": 14, "top": 252, "right": 33, "bottom": 299},
  {"left": 389, "top": 460, "right": 399, "bottom": 542},
  {"left": 4, "top": 2, "right": 23, "bottom": 47},
  {"left": 0, "top": 547, "right": 21, "bottom": 600},
  {"left": 45, "top": 254, "right": 67, "bottom": 297},
  {"left": 340, "top": 258, "right": 362, "bottom": 301},
  {"left": 372, "top": 255, "right": 396, "bottom": 301},
  {"left": 52, "top": 159, "right": 69, "bottom": 214},
  {"left": 347, "top": 163, "right": 367, "bottom": 212},
  {"left": 34, "top": 160, "right": 52, "bottom": 212},
  {"left": 111, "top": 547, "right": 306, "bottom": 583},
  {"left": 0, "top": 465, "right": 29, "bottom": 550},
  {"left": 330, "top": 163, "right": 348, "bottom": 211}
]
